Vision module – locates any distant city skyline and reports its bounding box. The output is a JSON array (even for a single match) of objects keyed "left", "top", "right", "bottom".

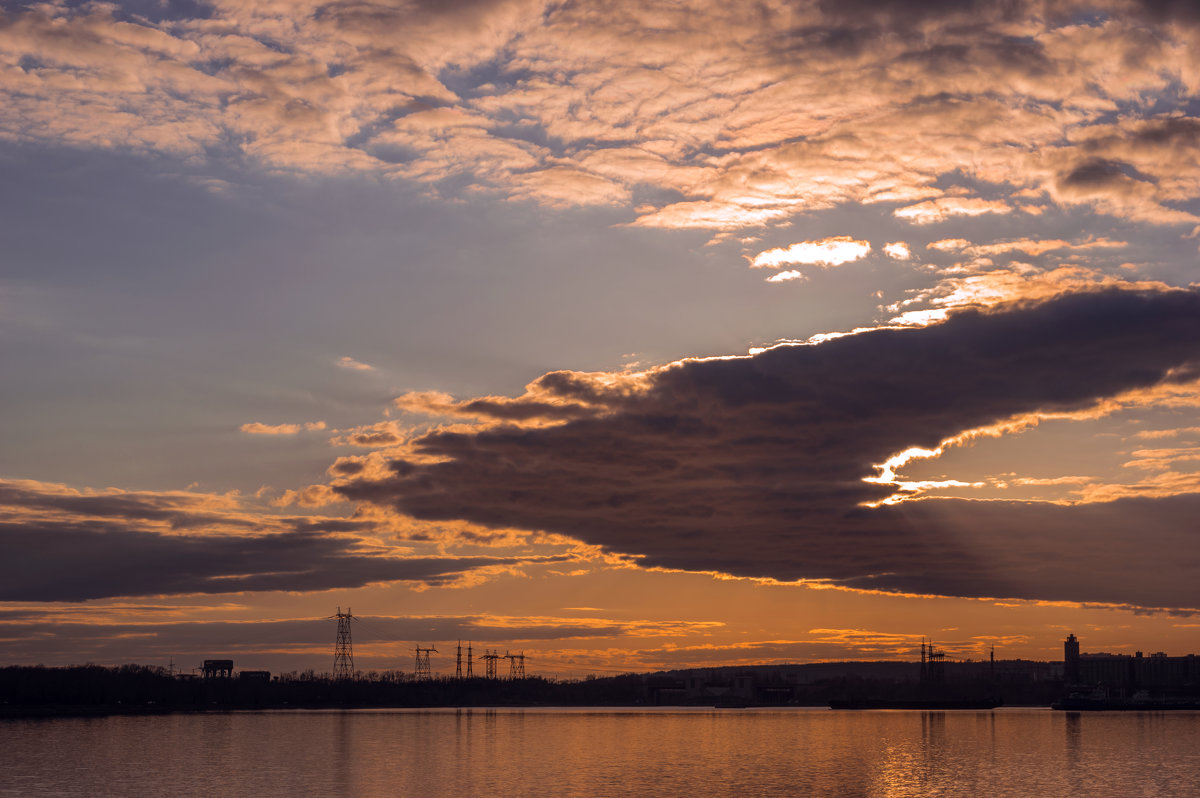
[{"left": 4, "top": 0, "right": 1200, "bottom": 676}]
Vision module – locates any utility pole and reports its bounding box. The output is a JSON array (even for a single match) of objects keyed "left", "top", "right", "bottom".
[
  {"left": 467, "top": 642, "right": 474, "bottom": 678},
  {"left": 332, "top": 607, "right": 354, "bottom": 679},
  {"left": 415, "top": 645, "right": 438, "bottom": 680},
  {"left": 456, "top": 641, "right": 463, "bottom": 679}
]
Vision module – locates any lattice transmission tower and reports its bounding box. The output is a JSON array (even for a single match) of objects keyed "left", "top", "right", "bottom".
[
  {"left": 415, "top": 645, "right": 438, "bottom": 680},
  {"left": 503, "top": 651, "right": 525, "bottom": 680},
  {"left": 481, "top": 649, "right": 499, "bottom": 679},
  {"left": 454, "top": 641, "right": 477, "bottom": 679},
  {"left": 923, "top": 639, "right": 946, "bottom": 684},
  {"left": 332, "top": 607, "right": 354, "bottom": 679}
]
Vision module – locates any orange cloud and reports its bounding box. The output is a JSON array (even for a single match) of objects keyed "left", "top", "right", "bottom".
[
  {"left": 928, "top": 238, "right": 972, "bottom": 252},
  {"left": 330, "top": 421, "right": 408, "bottom": 448},
  {"left": 271, "top": 484, "right": 342, "bottom": 508},
  {"left": 240, "top": 421, "right": 327, "bottom": 435},
  {"left": 336, "top": 356, "right": 375, "bottom": 371},
  {"left": 960, "top": 237, "right": 1127, "bottom": 257},
  {"left": 7, "top": 1, "right": 1200, "bottom": 231},
  {"left": 894, "top": 197, "right": 1012, "bottom": 225},
  {"left": 889, "top": 265, "right": 1173, "bottom": 325},
  {"left": 1134, "top": 427, "right": 1200, "bottom": 440}
]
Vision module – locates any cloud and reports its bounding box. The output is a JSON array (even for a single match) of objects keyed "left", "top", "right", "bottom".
[
  {"left": 336, "top": 289, "right": 1200, "bottom": 610},
  {"left": 894, "top": 197, "right": 1013, "bottom": 225},
  {"left": 1034, "top": 116, "right": 1200, "bottom": 224},
  {"left": 1124, "top": 446, "right": 1200, "bottom": 471},
  {"left": 1134, "top": 426, "right": 1200, "bottom": 440},
  {"left": 0, "top": 478, "right": 573, "bottom": 601},
  {"left": 271, "top": 484, "right": 343, "bottom": 508},
  {"left": 240, "top": 421, "right": 327, "bottom": 435},
  {"left": 331, "top": 421, "right": 408, "bottom": 448},
  {"left": 888, "top": 264, "right": 1174, "bottom": 325},
  {"left": 928, "top": 238, "right": 972, "bottom": 252},
  {"left": 956, "top": 237, "right": 1127, "bottom": 257},
  {"left": 337, "top": 356, "right": 375, "bottom": 371},
  {"left": 388, "top": 379, "right": 629, "bottom": 428},
  {"left": 0, "top": 521, "right": 540, "bottom": 601},
  {"left": 6, "top": 1, "right": 1200, "bottom": 231},
  {"left": 626, "top": 201, "right": 795, "bottom": 231},
  {"left": 507, "top": 166, "right": 630, "bottom": 207},
  {"left": 883, "top": 242, "right": 911, "bottom": 260},
  {"left": 750, "top": 236, "right": 872, "bottom": 269}
]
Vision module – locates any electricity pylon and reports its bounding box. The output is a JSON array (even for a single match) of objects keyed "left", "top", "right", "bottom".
[
  {"left": 503, "top": 651, "right": 526, "bottom": 680},
  {"left": 332, "top": 607, "right": 354, "bottom": 679},
  {"left": 482, "top": 649, "right": 499, "bottom": 679},
  {"left": 415, "top": 645, "right": 438, "bottom": 680}
]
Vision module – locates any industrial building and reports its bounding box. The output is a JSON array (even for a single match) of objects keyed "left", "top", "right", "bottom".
[{"left": 1063, "top": 633, "right": 1200, "bottom": 691}]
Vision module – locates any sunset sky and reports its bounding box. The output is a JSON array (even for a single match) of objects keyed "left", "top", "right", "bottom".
[{"left": 4, "top": 0, "right": 1200, "bottom": 678}]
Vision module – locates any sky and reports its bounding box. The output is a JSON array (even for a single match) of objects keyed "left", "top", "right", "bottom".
[{"left": 3, "top": 0, "right": 1200, "bottom": 679}]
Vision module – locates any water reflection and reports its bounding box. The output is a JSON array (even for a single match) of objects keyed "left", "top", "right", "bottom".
[
  {"left": 922, "top": 710, "right": 946, "bottom": 749},
  {"left": 333, "top": 710, "right": 352, "bottom": 787},
  {"left": 3, "top": 708, "right": 1200, "bottom": 797},
  {"left": 1064, "top": 712, "right": 1082, "bottom": 764}
]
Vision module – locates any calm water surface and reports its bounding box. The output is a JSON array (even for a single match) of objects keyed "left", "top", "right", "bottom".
[{"left": 3, "top": 707, "right": 1199, "bottom": 797}]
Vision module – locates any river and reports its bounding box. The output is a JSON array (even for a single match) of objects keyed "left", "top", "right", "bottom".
[{"left": 3, "top": 707, "right": 1198, "bottom": 796}]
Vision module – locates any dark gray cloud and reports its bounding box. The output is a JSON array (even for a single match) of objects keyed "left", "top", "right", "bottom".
[
  {"left": 812, "top": 0, "right": 1200, "bottom": 28},
  {"left": 1058, "top": 158, "right": 1153, "bottom": 192},
  {"left": 1131, "top": 0, "right": 1200, "bottom": 24},
  {"left": 852, "top": 493, "right": 1200, "bottom": 607},
  {"left": 0, "top": 479, "right": 576, "bottom": 601},
  {"left": 0, "top": 483, "right": 263, "bottom": 531},
  {"left": 813, "top": 0, "right": 1030, "bottom": 27},
  {"left": 339, "top": 289, "right": 1200, "bottom": 608},
  {"left": 0, "top": 519, "right": 552, "bottom": 601}
]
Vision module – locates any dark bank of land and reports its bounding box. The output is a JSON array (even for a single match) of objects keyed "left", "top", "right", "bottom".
[{"left": 0, "top": 660, "right": 1065, "bottom": 717}]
